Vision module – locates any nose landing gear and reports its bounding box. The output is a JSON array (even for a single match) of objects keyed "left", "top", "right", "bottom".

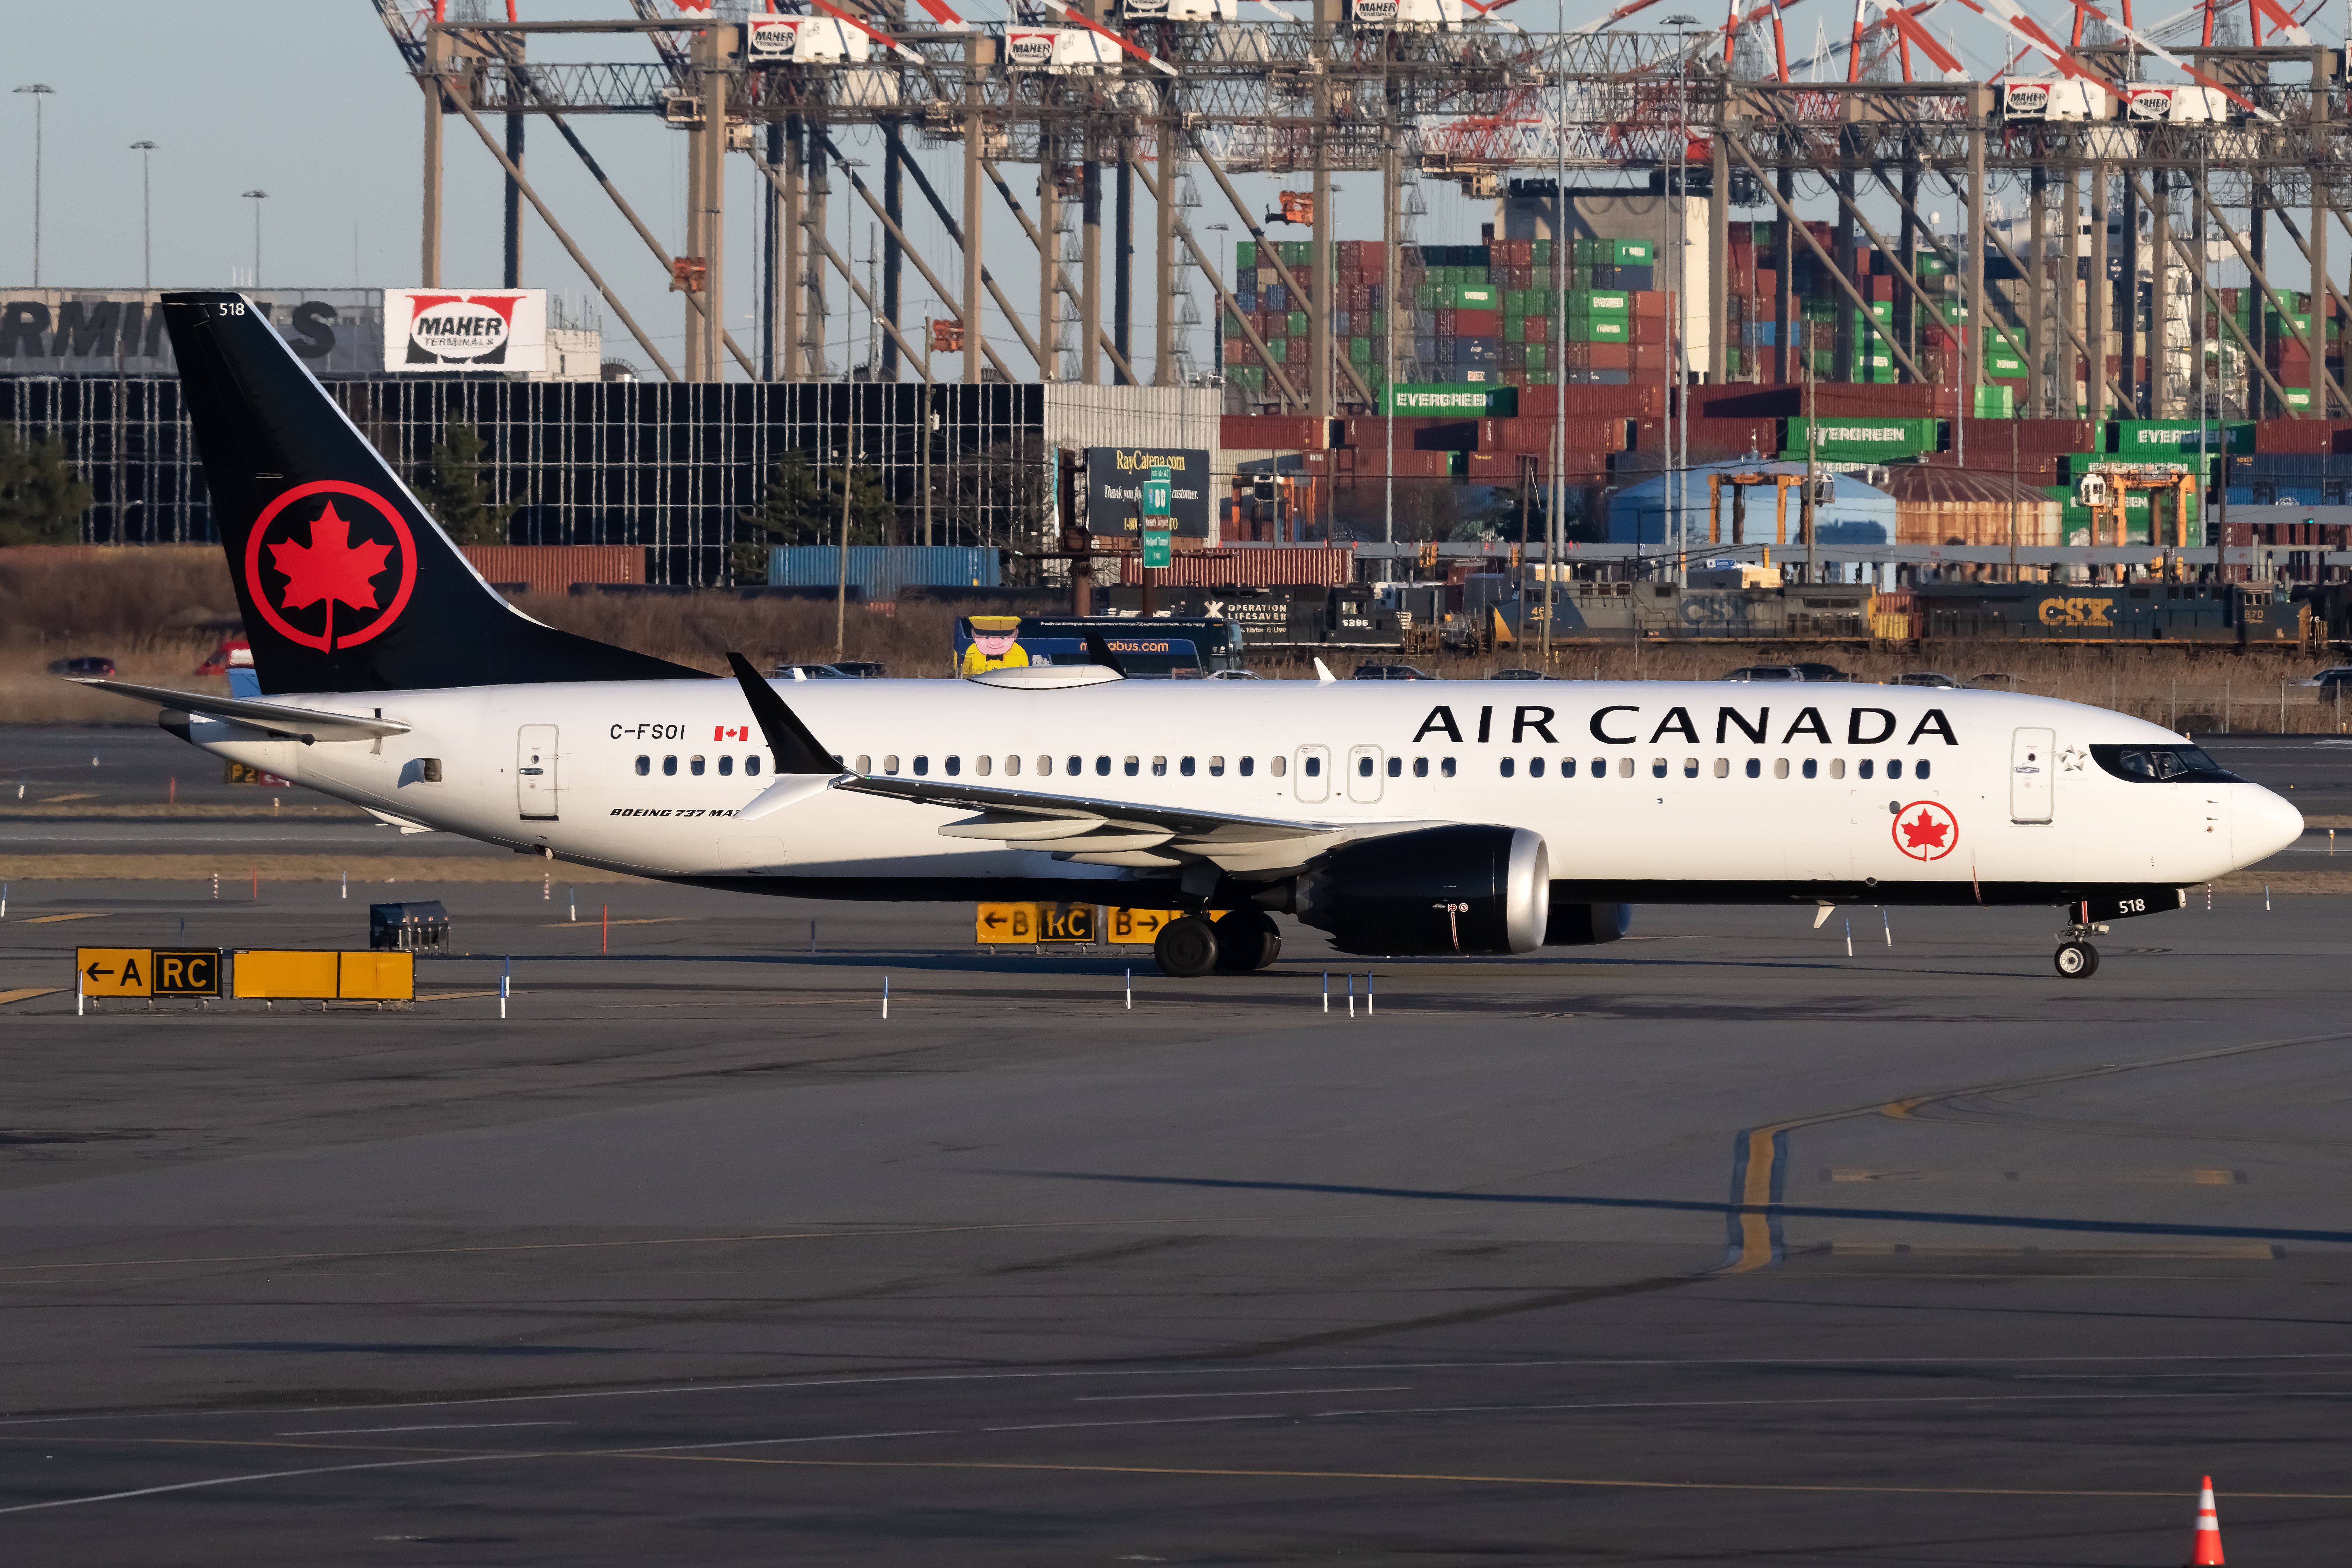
[{"left": 2053, "top": 920, "right": 2109, "bottom": 979}]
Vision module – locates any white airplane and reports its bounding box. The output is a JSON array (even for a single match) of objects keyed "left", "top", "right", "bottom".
[{"left": 81, "top": 293, "right": 2301, "bottom": 980}]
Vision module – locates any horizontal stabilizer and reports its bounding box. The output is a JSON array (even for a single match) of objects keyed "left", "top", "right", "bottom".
[{"left": 73, "top": 679, "right": 412, "bottom": 743}]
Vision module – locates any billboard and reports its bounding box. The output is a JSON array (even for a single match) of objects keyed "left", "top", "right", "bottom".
[
  {"left": 383, "top": 290, "right": 546, "bottom": 372},
  {"left": 0, "top": 289, "right": 382, "bottom": 377},
  {"left": 1084, "top": 446, "right": 1212, "bottom": 538}
]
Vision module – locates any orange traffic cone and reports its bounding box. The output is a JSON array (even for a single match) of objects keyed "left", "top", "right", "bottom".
[{"left": 2189, "top": 1476, "right": 2224, "bottom": 1566}]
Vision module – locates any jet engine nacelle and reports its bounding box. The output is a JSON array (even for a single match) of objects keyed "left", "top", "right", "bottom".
[
  {"left": 1545, "top": 901, "right": 1630, "bottom": 946},
  {"left": 1294, "top": 825, "right": 1549, "bottom": 956}
]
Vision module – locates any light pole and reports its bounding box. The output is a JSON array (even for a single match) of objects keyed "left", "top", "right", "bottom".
[
  {"left": 241, "top": 189, "right": 268, "bottom": 288},
  {"left": 1205, "top": 223, "right": 1231, "bottom": 380},
  {"left": 130, "top": 141, "right": 157, "bottom": 289},
  {"left": 1665, "top": 16, "right": 1697, "bottom": 588},
  {"left": 16, "top": 85, "right": 55, "bottom": 286}
]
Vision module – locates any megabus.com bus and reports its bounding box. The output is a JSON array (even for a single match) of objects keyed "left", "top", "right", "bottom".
[{"left": 953, "top": 615, "right": 1246, "bottom": 678}]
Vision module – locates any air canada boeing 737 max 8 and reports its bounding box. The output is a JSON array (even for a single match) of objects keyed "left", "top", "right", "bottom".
[{"left": 78, "top": 293, "right": 2303, "bottom": 979}]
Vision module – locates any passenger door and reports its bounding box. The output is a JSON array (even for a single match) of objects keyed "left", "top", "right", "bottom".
[
  {"left": 1294, "top": 744, "right": 1331, "bottom": 804},
  {"left": 518, "top": 725, "right": 560, "bottom": 820},
  {"left": 2010, "top": 727, "right": 2053, "bottom": 823},
  {"left": 1347, "top": 744, "right": 1384, "bottom": 804}
]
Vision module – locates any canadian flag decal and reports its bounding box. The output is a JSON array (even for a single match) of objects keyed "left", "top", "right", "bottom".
[{"left": 716, "top": 725, "right": 750, "bottom": 742}]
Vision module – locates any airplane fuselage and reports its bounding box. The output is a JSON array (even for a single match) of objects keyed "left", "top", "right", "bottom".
[{"left": 175, "top": 677, "right": 2300, "bottom": 909}]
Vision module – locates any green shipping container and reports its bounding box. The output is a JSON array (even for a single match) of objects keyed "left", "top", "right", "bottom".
[
  {"left": 1349, "top": 337, "right": 1372, "bottom": 363},
  {"left": 1526, "top": 343, "right": 1548, "bottom": 371},
  {"left": 1531, "top": 240, "right": 1551, "bottom": 267},
  {"left": 1610, "top": 239, "right": 1654, "bottom": 264},
  {"left": 2111, "top": 420, "right": 2254, "bottom": 456},
  {"left": 1571, "top": 290, "right": 1632, "bottom": 316},
  {"left": 1286, "top": 311, "right": 1309, "bottom": 338},
  {"left": 2282, "top": 386, "right": 2315, "bottom": 409},
  {"left": 1370, "top": 310, "right": 1386, "bottom": 335},
  {"left": 1504, "top": 318, "right": 1525, "bottom": 344},
  {"left": 1382, "top": 383, "right": 1519, "bottom": 416},
  {"left": 1915, "top": 254, "right": 1950, "bottom": 276},
  {"left": 1235, "top": 241, "right": 1257, "bottom": 270},
  {"left": 1973, "top": 385, "right": 2014, "bottom": 418},
  {"left": 1524, "top": 289, "right": 1552, "bottom": 316},
  {"left": 1987, "top": 354, "right": 2028, "bottom": 379},
  {"left": 1568, "top": 317, "right": 1631, "bottom": 343},
  {"left": 1454, "top": 283, "right": 1499, "bottom": 308},
  {"left": 1781, "top": 416, "right": 1939, "bottom": 460}
]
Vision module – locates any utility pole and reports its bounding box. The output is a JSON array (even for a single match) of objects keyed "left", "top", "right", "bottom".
[
  {"left": 242, "top": 190, "right": 268, "bottom": 288},
  {"left": 130, "top": 141, "right": 157, "bottom": 290},
  {"left": 17, "top": 85, "right": 55, "bottom": 286}
]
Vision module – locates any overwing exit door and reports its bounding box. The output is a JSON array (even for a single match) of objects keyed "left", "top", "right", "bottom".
[
  {"left": 2010, "top": 727, "right": 2053, "bottom": 823},
  {"left": 518, "top": 725, "right": 560, "bottom": 819}
]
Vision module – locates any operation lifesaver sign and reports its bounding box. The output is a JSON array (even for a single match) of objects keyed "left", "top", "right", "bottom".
[{"left": 383, "top": 289, "right": 547, "bottom": 373}]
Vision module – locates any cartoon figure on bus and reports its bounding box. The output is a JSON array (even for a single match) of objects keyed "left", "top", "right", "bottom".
[{"left": 958, "top": 615, "right": 1032, "bottom": 677}]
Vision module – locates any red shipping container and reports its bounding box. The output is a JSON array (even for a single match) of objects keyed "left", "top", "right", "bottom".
[
  {"left": 1516, "top": 383, "right": 1664, "bottom": 418},
  {"left": 1456, "top": 309, "right": 1501, "bottom": 336},
  {"left": 1118, "top": 546, "right": 1353, "bottom": 588},
  {"left": 1520, "top": 317, "right": 1552, "bottom": 343},
  {"left": 461, "top": 545, "right": 644, "bottom": 595},
  {"left": 1220, "top": 414, "right": 1332, "bottom": 451},
  {"left": 1589, "top": 343, "right": 1635, "bottom": 371},
  {"left": 1629, "top": 345, "right": 1670, "bottom": 374},
  {"left": 2255, "top": 418, "right": 2334, "bottom": 452},
  {"left": 1631, "top": 291, "right": 1671, "bottom": 319}
]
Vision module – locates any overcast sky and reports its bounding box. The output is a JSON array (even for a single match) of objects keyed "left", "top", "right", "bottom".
[{"left": 0, "top": 0, "right": 2312, "bottom": 381}]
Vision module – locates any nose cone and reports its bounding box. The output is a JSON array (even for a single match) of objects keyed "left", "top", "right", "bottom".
[{"left": 2234, "top": 785, "right": 2303, "bottom": 867}]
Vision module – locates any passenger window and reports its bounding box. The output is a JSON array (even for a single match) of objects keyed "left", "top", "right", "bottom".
[
  {"left": 946, "top": 756, "right": 961, "bottom": 776},
  {"left": 1124, "top": 756, "right": 1141, "bottom": 776},
  {"left": 1386, "top": 757, "right": 1401, "bottom": 777},
  {"left": 914, "top": 756, "right": 930, "bottom": 776},
  {"left": 1802, "top": 758, "right": 1818, "bottom": 780},
  {"left": 1773, "top": 758, "right": 1790, "bottom": 779},
  {"left": 1441, "top": 757, "right": 1457, "bottom": 778},
  {"left": 1650, "top": 757, "right": 1666, "bottom": 778},
  {"left": 1683, "top": 758, "right": 1698, "bottom": 778},
  {"left": 852, "top": 754, "right": 869, "bottom": 775},
  {"left": 1530, "top": 758, "right": 1546, "bottom": 778},
  {"left": 690, "top": 756, "right": 705, "bottom": 776},
  {"left": 719, "top": 755, "right": 735, "bottom": 777},
  {"left": 1273, "top": 756, "right": 1289, "bottom": 778},
  {"left": 1066, "top": 756, "right": 1080, "bottom": 776},
  {"left": 1413, "top": 757, "right": 1429, "bottom": 778},
  {"left": 1590, "top": 758, "right": 1604, "bottom": 778},
  {"left": 1005, "top": 755, "right": 1021, "bottom": 777},
  {"left": 1829, "top": 758, "right": 1845, "bottom": 779},
  {"left": 1617, "top": 757, "right": 1633, "bottom": 778},
  {"left": 1096, "top": 756, "right": 1111, "bottom": 776},
  {"left": 1152, "top": 756, "right": 1167, "bottom": 777},
  {"left": 1038, "top": 756, "right": 1053, "bottom": 776},
  {"left": 976, "top": 755, "right": 992, "bottom": 777},
  {"left": 1713, "top": 757, "right": 1728, "bottom": 778},
  {"left": 1181, "top": 757, "right": 1196, "bottom": 777},
  {"left": 1858, "top": 758, "right": 1874, "bottom": 779},
  {"left": 1745, "top": 758, "right": 1760, "bottom": 778},
  {"left": 1889, "top": 759, "right": 1904, "bottom": 780},
  {"left": 1239, "top": 756, "right": 1255, "bottom": 777},
  {"left": 746, "top": 755, "right": 761, "bottom": 776},
  {"left": 1358, "top": 756, "right": 1374, "bottom": 778},
  {"left": 883, "top": 754, "right": 900, "bottom": 775},
  {"left": 634, "top": 755, "right": 649, "bottom": 776},
  {"left": 1500, "top": 758, "right": 1516, "bottom": 778},
  {"left": 1302, "top": 756, "right": 1319, "bottom": 778},
  {"left": 662, "top": 755, "right": 678, "bottom": 776},
  {"left": 1917, "top": 760, "right": 1931, "bottom": 780},
  {"left": 1209, "top": 755, "right": 1225, "bottom": 776}
]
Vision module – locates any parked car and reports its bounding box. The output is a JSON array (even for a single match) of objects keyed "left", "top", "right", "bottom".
[
  {"left": 1488, "top": 667, "right": 1550, "bottom": 680},
  {"left": 1966, "top": 672, "right": 2025, "bottom": 690},
  {"left": 772, "top": 663, "right": 849, "bottom": 680},
  {"left": 48, "top": 655, "right": 116, "bottom": 678},
  {"left": 196, "top": 638, "right": 251, "bottom": 677},
  {"left": 1788, "top": 662, "right": 1853, "bottom": 682},
  {"left": 1722, "top": 665, "right": 1799, "bottom": 682},
  {"left": 1893, "top": 671, "right": 1960, "bottom": 688},
  {"left": 1352, "top": 663, "right": 1436, "bottom": 680},
  {"left": 829, "top": 661, "right": 888, "bottom": 679},
  {"left": 1204, "top": 668, "right": 1263, "bottom": 681},
  {"left": 2295, "top": 666, "right": 2352, "bottom": 689}
]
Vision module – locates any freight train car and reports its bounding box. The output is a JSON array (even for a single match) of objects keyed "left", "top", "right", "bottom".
[
  {"left": 1912, "top": 582, "right": 2301, "bottom": 646},
  {"left": 1537, "top": 580, "right": 1878, "bottom": 643}
]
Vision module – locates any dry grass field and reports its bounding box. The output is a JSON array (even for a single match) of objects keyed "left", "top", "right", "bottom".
[{"left": 3, "top": 547, "right": 2343, "bottom": 733}]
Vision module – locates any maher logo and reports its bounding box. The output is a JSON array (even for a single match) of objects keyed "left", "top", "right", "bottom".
[
  {"left": 404, "top": 294, "right": 522, "bottom": 365},
  {"left": 1006, "top": 28, "right": 1057, "bottom": 65},
  {"left": 2006, "top": 83, "right": 2051, "bottom": 116}
]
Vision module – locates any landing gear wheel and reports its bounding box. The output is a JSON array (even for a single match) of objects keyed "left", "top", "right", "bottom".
[
  {"left": 1154, "top": 915, "right": 1221, "bottom": 978},
  {"left": 1214, "top": 910, "right": 1283, "bottom": 973},
  {"left": 2053, "top": 940, "right": 2100, "bottom": 979}
]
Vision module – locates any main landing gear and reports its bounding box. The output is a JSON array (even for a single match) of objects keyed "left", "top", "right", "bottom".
[
  {"left": 2053, "top": 921, "right": 2109, "bottom": 979},
  {"left": 1153, "top": 911, "right": 1282, "bottom": 978}
]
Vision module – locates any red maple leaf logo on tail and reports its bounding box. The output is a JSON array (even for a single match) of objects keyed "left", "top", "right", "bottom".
[
  {"left": 269, "top": 500, "right": 393, "bottom": 651},
  {"left": 1901, "top": 810, "right": 1951, "bottom": 851}
]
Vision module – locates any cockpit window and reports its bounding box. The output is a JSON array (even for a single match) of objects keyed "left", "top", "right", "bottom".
[{"left": 2090, "top": 744, "right": 2241, "bottom": 783}]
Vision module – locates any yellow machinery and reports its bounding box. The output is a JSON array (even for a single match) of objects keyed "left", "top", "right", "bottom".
[
  {"left": 2082, "top": 465, "right": 2197, "bottom": 550},
  {"left": 1706, "top": 470, "right": 1821, "bottom": 547}
]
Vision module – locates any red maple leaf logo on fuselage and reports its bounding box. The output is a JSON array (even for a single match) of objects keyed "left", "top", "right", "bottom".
[
  {"left": 1901, "top": 810, "right": 1950, "bottom": 851},
  {"left": 268, "top": 500, "right": 393, "bottom": 648}
]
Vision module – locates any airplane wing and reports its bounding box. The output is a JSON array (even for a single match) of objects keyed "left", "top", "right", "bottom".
[
  {"left": 71, "top": 680, "right": 412, "bottom": 743},
  {"left": 837, "top": 774, "right": 1441, "bottom": 875}
]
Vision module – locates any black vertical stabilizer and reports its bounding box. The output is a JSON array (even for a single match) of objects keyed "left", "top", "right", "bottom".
[{"left": 161, "top": 291, "right": 700, "bottom": 694}]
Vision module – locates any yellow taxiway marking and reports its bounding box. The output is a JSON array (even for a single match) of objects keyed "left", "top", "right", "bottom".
[
  {"left": 21, "top": 912, "right": 105, "bottom": 925},
  {"left": 37, "top": 793, "right": 97, "bottom": 804},
  {"left": 1828, "top": 1169, "right": 2245, "bottom": 1185},
  {"left": 0, "top": 988, "right": 62, "bottom": 1006}
]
